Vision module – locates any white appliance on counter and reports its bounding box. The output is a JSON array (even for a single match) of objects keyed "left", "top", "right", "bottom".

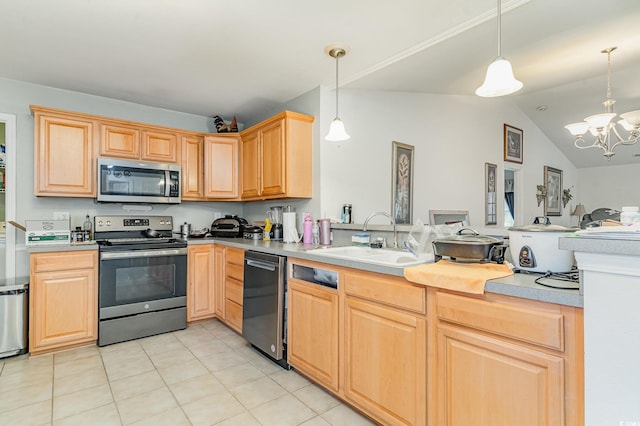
[{"left": 508, "top": 223, "right": 577, "bottom": 273}]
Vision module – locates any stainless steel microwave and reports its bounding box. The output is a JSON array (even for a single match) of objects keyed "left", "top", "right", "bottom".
[{"left": 97, "top": 157, "right": 181, "bottom": 204}]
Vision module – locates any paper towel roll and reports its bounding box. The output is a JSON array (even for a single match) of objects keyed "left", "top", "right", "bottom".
[{"left": 283, "top": 212, "right": 300, "bottom": 243}]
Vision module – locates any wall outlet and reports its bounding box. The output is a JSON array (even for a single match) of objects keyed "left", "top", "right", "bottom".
[{"left": 53, "top": 212, "right": 70, "bottom": 221}]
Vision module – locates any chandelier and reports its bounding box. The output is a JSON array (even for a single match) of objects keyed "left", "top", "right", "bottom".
[{"left": 564, "top": 47, "right": 640, "bottom": 160}]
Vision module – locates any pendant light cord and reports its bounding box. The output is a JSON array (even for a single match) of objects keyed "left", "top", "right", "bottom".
[
  {"left": 496, "top": 0, "right": 502, "bottom": 57},
  {"left": 335, "top": 51, "right": 340, "bottom": 118}
]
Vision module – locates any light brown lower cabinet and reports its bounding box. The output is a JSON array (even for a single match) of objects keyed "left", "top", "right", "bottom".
[
  {"left": 432, "top": 289, "right": 584, "bottom": 426},
  {"left": 213, "top": 245, "right": 226, "bottom": 319},
  {"left": 344, "top": 296, "right": 427, "bottom": 426},
  {"left": 286, "top": 258, "right": 584, "bottom": 426},
  {"left": 224, "top": 247, "right": 244, "bottom": 333},
  {"left": 29, "top": 250, "right": 98, "bottom": 355},
  {"left": 187, "top": 245, "right": 216, "bottom": 322},
  {"left": 187, "top": 244, "right": 243, "bottom": 331},
  {"left": 287, "top": 279, "right": 339, "bottom": 392}
]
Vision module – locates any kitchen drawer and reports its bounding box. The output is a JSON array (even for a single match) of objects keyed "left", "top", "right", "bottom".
[
  {"left": 226, "top": 262, "right": 243, "bottom": 281},
  {"left": 436, "top": 292, "right": 565, "bottom": 351},
  {"left": 225, "top": 277, "right": 243, "bottom": 305},
  {"left": 343, "top": 270, "right": 426, "bottom": 315},
  {"left": 225, "top": 299, "right": 242, "bottom": 333},
  {"left": 226, "top": 247, "right": 244, "bottom": 266},
  {"left": 31, "top": 251, "right": 97, "bottom": 273}
]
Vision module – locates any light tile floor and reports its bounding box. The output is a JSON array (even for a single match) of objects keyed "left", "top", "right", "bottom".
[{"left": 0, "top": 319, "right": 377, "bottom": 425}]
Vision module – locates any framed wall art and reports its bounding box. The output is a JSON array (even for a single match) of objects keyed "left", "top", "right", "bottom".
[
  {"left": 391, "top": 141, "right": 414, "bottom": 224},
  {"left": 485, "top": 162, "right": 497, "bottom": 225},
  {"left": 504, "top": 124, "right": 523, "bottom": 164},
  {"left": 544, "top": 166, "right": 563, "bottom": 216}
]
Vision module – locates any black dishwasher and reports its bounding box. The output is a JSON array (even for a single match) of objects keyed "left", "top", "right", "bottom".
[{"left": 242, "top": 251, "right": 288, "bottom": 368}]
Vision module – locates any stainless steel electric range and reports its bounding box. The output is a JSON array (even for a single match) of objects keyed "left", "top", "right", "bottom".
[{"left": 94, "top": 215, "right": 187, "bottom": 346}]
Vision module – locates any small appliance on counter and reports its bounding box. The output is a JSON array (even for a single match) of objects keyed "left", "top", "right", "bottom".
[
  {"left": 210, "top": 215, "right": 248, "bottom": 238},
  {"left": 243, "top": 226, "right": 264, "bottom": 240},
  {"left": 432, "top": 228, "right": 507, "bottom": 264},
  {"left": 267, "top": 206, "right": 284, "bottom": 241},
  {"left": 508, "top": 220, "right": 577, "bottom": 273}
]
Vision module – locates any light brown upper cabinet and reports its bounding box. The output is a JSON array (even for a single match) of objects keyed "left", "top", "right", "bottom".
[
  {"left": 204, "top": 134, "right": 240, "bottom": 199},
  {"left": 240, "top": 111, "right": 314, "bottom": 200},
  {"left": 100, "top": 123, "right": 179, "bottom": 163},
  {"left": 180, "top": 133, "right": 240, "bottom": 201},
  {"left": 180, "top": 134, "right": 205, "bottom": 200},
  {"left": 141, "top": 129, "right": 179, "bottom": 163},
  {"left": 100, "top": 123, "right": 140, "bottom": 159},
  {"left": 31, "top": 106, "right": 96, "bottom": 197}
]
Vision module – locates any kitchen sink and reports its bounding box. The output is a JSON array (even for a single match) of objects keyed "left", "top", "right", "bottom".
[{"left": 305, "top": 246, "right": 427, "bottom": 267}]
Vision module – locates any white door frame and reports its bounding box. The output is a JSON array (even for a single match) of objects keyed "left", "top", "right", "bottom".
[{"left": 0, "top": 113, "right": 16, "bottom": 278}]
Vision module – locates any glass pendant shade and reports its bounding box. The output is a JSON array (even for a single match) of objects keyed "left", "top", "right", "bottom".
[
  {"left": 564, "top": 122, "right": 591, "bottom": 136},
  {"left": 618, "top": 119, "right": 634, "bottom": 131},
  {"left": 585, "top": 113, "right": 616, "bottom": 129},
  {"left": 476, "top": 57, "right": 523, "bottom": 97},
  {"left": 620, "top": 110, "right": 640, "bottom": 126},
  {"left": 325, "top": 117, "right": 350, "bottom": 141}
]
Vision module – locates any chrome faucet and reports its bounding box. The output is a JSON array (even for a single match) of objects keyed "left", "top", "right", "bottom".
[{"left": 362, "top": 212, "right": 398, "bottom": 249}]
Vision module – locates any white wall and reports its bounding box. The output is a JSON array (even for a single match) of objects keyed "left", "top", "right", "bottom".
[
  {"left": 577, "top": 163, "right": 640, "bottom": 213},
  {"left": 321, "top": 89, "right": 578, "bottom": 233},
  {"left": 0, "top": 77, "right": 244, "bottom": 276}
]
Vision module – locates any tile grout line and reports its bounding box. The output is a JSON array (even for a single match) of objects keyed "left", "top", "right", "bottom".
[
  {"left": 97, "top": 346, "right": 125, "bottom": 426},
  {"left": 139, "top": 332, "right": 195, "bottom": 426},
  {"left": 175, "top": 323, "right": 264, "bottom": 425}
]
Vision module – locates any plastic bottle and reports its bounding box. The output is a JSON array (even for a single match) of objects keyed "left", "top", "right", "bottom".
[
  {"left": 303, "top": 212, "right": 313, "bottom": 244},
  {"left": 83, "top": 214, "right": 92, "bottom": 241},
  {"left": 263, "top": 218, "right": 272, "bottom": 241}
]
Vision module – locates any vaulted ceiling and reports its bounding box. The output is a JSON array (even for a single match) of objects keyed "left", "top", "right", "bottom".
[{"left": 1, "top": 0, "right": 639, "bottom": 168}]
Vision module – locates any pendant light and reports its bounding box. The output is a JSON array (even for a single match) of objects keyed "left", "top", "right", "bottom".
[
  {"left": 325, "top": 47, "right": 350, "bottom": 141},
  {"left": 476, "top": 0, "right": 523, "bottom": 97}
]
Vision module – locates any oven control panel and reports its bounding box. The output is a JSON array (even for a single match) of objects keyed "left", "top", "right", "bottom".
[
  {"left": 124, "top": 218, "right": 150, "bottom": 227},
  {"left": 95, "top": 216, "right": 174, "bottom": 232}
]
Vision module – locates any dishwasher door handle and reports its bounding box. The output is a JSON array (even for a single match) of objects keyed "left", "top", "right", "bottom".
[{"left": 246, "top": 258, "right": 277, "bottom": 272}]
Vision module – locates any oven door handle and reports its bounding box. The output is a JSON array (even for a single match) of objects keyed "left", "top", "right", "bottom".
[
  {"left": 100, "top": 247, "right": 188, "bottom": 260},
  {"left": 246, "top": 258, "right": 277, "bottom": 272}
]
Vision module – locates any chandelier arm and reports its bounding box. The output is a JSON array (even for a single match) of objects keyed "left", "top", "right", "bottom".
[
  {"left": 610, "top": 125, "right": 640, "bottom": 146},
  {"left": 574, "top": 137, "right": 599, "bottom": 150}
]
